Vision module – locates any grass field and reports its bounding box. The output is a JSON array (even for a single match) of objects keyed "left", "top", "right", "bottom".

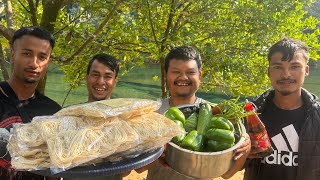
[
  {"left": 303, "top": 67, "right": 320, "bottom": 97},
  {"left": 1, "top": 62, "right": 319, "bottom": 107},
  {"left": 44, "top": 63, "right": 320, "bottom": 107}
]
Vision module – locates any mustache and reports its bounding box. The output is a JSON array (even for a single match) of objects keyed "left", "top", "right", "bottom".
[
  {"left": 25, "top": 68, "right": 39, "bottom": 73},
  {"left": 276, "top": 79, "right": 296, "bottom": 84}
]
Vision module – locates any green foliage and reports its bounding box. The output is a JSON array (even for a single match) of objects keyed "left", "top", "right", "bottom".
[
  {"left": 1, "top": 0, "right": 319, "bottom": 98},
  {"left": 195, "top": 0, "right": 320, "bottom": 96}
]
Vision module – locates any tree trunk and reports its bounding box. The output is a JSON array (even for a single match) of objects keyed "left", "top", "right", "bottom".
[
  {"left": 159, "top": 0, "right": 175, "bottom": 99},
  {"left": 40, "top": 0, "right": 65, "bottom": 32},
  {"left": 27, "top": 0, "right": 39, "bottom": 26},
  {"left": 36, "top": 0, "right": 65, "bottom": 94},
  {"left": 0, "top": 0, "right": 14, "bottom": 42},
  {"left": 160, "top": 56, "right": 167, "bottom": 99},
  {"left": 0, "top": 42, "right": 9, "bottom": 80},
  {"left": 5, "top": 0, "right": 14, "bottom": 31},
  {"left": 3, "top": 0, "right": 14, "bottom": 78}
]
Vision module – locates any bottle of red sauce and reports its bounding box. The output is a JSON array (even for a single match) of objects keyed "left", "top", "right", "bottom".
[{"left": 244, "top": 100, "right": 274, "bottom": 158}]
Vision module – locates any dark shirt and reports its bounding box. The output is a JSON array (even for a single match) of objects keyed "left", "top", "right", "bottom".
[
  {"left": 245, "top": 101, "right": 305, "bottom": 180},
  {"left": 0, "top": 81, "right": 61, "bottom": 180}
]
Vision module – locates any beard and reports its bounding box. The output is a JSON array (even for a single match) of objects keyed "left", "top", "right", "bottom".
[
  {"left": 275, "top": 79, "right": 297, "bottom": 96},
  {"left": 278, "top": 90, "right": 292, "bottom": 96},
  {"left": 276, "top": 79, "right": 296, "bottom": 85},
  {"left": 277, "top": 88, "right": 300, "bottom": 96},
  {"left": 176, "top": 92, "right": 193, "bottom": 98},
  {"left": 24, "top": 77, "right": 38, "bottom": 84},
  {"left": 92, "top": 95, "right": 109, "bottom": 101}
]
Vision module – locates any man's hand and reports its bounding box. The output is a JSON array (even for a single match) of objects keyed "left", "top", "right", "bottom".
[
  {"left": 247, "top": 138, "right": 265, "bottom": 158},
  {"left": 221, "top": 133, "right": 251, "bottom": 179},
  {"left": 233, "top": 133, "right": 251, "bottom": 160}
]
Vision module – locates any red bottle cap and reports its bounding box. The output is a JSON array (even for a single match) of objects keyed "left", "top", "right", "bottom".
[{"left": 244, "top": 99, "right": 254, "bottom": 111}]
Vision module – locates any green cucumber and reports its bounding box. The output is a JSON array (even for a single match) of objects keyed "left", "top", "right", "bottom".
[{"left": 197, "top": 103, "right": 212, "bottom": 135}]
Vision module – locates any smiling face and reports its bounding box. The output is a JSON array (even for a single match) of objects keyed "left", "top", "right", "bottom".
[
  {"left": 10, "top": 35, "right": 52, "bottom": 85},
  {"left": 166, "top": 59, "right": 201, "bottom": 99},
  {"left": 268, "top": 51, "right": 309, "bottom": 96},
  {"left": 86, "top": 60, "right": 118, "bottom": 102}
]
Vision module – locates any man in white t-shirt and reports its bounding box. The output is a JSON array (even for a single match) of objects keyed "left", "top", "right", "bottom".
[
  {"left": 64, "top": 54, "right": 120, "bottom": 180},
  {"left": 147, "top": 46, "right": 251, "bottom": 180}
]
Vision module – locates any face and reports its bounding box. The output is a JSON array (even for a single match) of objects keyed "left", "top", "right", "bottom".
[
  {"left": 86, "top": 60, "right": 118, "bottom": 102},
  {"left": 268, "top": 51, "right": 309, "bottom": 96},
  {"left": 166, "top": 59, "right": 201, "bottom": 98},
  {"left": 11, "top": 35, "right": 52, "bottom": 84}
]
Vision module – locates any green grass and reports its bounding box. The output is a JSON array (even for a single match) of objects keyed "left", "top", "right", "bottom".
[
  {"left": 45, "top": 63, "right": 232, "bottom": 107},
  {"left": 45, "top": 63, "right": 164, "bottom": 107},
  {"left": 45, "top": 65, "right": 87, "bottom": 106},
  {"left": 3, "top": 63, "right": 320, "bottom": 107},
  {"left": 303, "top": 67, "right": 320, "bottom": 97}
]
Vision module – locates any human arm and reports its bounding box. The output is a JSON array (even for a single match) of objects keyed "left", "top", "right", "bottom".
[{"left": 221, "top": 133, "right": 251, "bottom": 179}]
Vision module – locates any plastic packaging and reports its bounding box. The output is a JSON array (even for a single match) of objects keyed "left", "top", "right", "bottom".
[
  {"left": 54, "top": 98, "right": 161, "bottom": 119},
  {"left": 7, "top": 98, "right": 183, "bottom": 174},
  {"left": 7, "top": 124, "right": 50, "bottom": 171},
  {"left": 244, "top": 100, "right": 274, "bottom": 158}
]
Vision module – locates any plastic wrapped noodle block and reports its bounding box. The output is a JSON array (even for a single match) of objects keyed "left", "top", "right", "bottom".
[{"left": 7, "top": 98, "right": 183, "bottom": 173}]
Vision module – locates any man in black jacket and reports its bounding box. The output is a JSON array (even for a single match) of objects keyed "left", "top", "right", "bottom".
[
  {"left": 0, "top": 26, "right": 61, "bottom": 180},
  {"left": 244, "top": 38, "right": 320, "bottom": 180}
]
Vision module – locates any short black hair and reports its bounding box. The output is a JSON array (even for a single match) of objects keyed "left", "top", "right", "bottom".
[
  {"left": 86, "top": 53, "right": 120, "bottom": 77},
  {"left": 11, "top": 26, "right": 55, "bottom": 49},
  {"left": 268, "top": 38, "right": 309, "bottom": 62},
  {"left": 164, "top": 46, "right": 202, "bottom": 73}
]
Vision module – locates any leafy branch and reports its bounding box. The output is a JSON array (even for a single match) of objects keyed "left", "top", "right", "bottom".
[
  {"left": 63, "top": 0, "right": 125, "bottom": 64},
  {"left": 54, "top": 1, "right": 98, "bottom": 35},
  {"left": 145, "top": 0, "right": 159, "bottom": 48},
  {"left": 0, "top": 23, "right": 14, "bottom": 41}
]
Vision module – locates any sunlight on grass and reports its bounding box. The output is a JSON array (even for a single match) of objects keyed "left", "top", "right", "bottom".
[{"left": 41, "top": 64, "right": 320, "bottom": 107}]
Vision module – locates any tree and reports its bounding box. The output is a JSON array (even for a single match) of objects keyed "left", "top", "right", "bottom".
[
  {"left": 0, "top": 0, "right": 319, "bottom": 98},
  {"left": 0, "top": 0, "right": 125, "bottom": 94},
  {"left": 110, "top": 0, "right": 320, "bottom": 97}
]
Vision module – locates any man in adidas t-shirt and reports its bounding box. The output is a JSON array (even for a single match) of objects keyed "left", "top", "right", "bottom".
[{"left": 244, "top": 38, "right": 320, "bottom": 180}]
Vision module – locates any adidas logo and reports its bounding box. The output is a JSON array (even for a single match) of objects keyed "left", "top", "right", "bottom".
[{"left": 261, "top": 124, "right": 298, "bottom": 167}]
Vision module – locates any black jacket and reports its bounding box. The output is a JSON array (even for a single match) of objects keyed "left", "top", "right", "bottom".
[
  {"left": 0, "top": 81, "right": 61, "bottom": 180},
  {"left": 244, "top": 88, "right": 320, "bottom": 180}
]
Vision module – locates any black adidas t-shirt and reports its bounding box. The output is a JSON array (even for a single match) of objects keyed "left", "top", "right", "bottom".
[{"left": 256, "top": 101, "right": 305, "bottom": 180}]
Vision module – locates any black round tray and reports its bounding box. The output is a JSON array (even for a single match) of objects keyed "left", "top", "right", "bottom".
[{"left": 32, "top": 147, "right": 164, "bottom": 178}]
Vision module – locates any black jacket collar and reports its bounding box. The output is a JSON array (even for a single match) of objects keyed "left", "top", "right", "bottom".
[{"left": 252, "top": 88, "right": 318, "bottom": 113}]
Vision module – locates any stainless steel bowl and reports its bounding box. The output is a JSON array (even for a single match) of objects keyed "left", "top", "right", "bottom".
[{"left": 165, "top": 105, "right": 246, "bottom": 179}]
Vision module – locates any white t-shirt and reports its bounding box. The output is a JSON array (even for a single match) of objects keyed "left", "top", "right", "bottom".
[
  {"left": 157, "top": 97, "right": 206, "bottom": 115},
  {"left": 147, "top": 96, "right": 208, "bottom": 180}
]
